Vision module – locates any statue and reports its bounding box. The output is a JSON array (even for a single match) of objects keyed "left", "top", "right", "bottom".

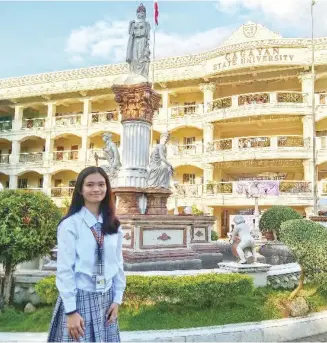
[
  {"left": 230, "top": 215, "right": 257, "bottom": 264},
  {"left": 147, "top": 132, "right": 173, "bottom": 189},
  {"left": 126, "top": 3, "right": 151, "bottom": 79},
  {"left": 94, "top": 133, "right": 121, "bottom": 187}
]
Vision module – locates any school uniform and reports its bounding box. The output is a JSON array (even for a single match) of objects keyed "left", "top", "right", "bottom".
[{"left": 47, "top": 207, "right": 126, "bottom": 342}]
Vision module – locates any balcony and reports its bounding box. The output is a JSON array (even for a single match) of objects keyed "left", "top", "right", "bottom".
[
  {"left": 22, "top": 117, "right": 46, "bottom": 130},
  {"left": 55, "top": 114, "right": 82, "bottom": 127},
  {"left": 51, "top": 187, "right": 74, "bottom": 197},
  {"left": 0, "top": 154, "right": 10, "bottom": 164},
  {"left": 91, "top": 111, "right": 119, "bottom": 124},
  {"left": 170, "top": 104, "right": 203, "bottom": 118},
  {"left": 19, "top": 152, "right": 44, "bottom": 164},
  {"left": 169, "top": 143, "right": 204, "bottom": 157},
  {"left": 0, "top": 120, "right": 12, "bottom": 132},
  {"left": 52, "top": 150, "right": 79, "bottom": 162}
]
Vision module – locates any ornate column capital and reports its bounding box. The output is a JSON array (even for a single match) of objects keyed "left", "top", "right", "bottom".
[
  {"left": 112, "top": 82, "right": 161, "bottom": 124},
  {"left": 200, "top": 83, "right": 216, "bottom": 93}
]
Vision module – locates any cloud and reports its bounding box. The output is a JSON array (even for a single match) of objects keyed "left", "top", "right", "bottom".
[
  {"left": 216, "top": 0, "right": 327, "bottom": 36},
  {"left": 65, "top": 18, "right": 234, "bottom": 66}
]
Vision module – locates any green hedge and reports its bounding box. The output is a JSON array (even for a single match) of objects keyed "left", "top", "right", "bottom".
[
  {"left": 259, "top": 206, "right": 302, "bottom": 237},
  {"left": 35, "top": 273, "right": 253, "bottom": 309}
]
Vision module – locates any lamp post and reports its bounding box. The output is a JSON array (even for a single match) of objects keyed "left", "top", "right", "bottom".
[{"left": 311, "top": 0, "right": 318, "bottom": 215}]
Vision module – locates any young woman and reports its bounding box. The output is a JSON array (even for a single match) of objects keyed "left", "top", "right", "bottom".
[{"left": 48, "top": 166, "right": 126, "bottom": 342}]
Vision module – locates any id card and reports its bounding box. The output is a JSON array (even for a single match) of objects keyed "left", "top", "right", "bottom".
[{"left": 95, "top": 275, "right": 105, "bottom": 291}]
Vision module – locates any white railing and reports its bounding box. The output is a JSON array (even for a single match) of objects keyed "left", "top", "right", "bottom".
[
  {"left": 19, "top": 152, "right": 44, "bottom": 163},
  {"left": 170, "top": 104, "right": 203, "bottom": 118},
  {"left": 55, "top": 114, "right": 82, "bottom": 126},
  {"left": 169, "top": 143, "right": 203, "bottom": 156},
  {"left": 19, "top": 188, "right": 43, "bottom": 193},
  {"left": 91, "top": 111, "right": 119, "bottom": 123},
  {"left": 22, "top": 117, "right": 46, "bottom": 129},
  {"left": 0, "top": 154, "right": 10, "bottom": 164},
  {"left": 0, "top": 120, "right": 12, "bottom": 131},
  {"left": 51, "top": 187, "right": 74, "bottom": 197},
  {"left": 207, "top": 96, "right": 232, "bottom": 111},
  {"left": 174, "top": 184, "right": 203, "bottom": 197},
  {"left": 53, "top": 150, "right": 79, "bottom": 161}
]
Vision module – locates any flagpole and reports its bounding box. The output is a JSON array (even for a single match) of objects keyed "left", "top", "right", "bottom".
[
  {"left": 152, "top": 1, "right": 156, "bottom": 89},
  {"left": 311, "top": 0, "right": 317, "bottom": 215}
]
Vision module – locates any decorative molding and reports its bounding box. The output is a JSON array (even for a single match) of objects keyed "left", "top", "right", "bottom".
[{"left": 157, "top": 233, "right": 171, "bottom": 241}]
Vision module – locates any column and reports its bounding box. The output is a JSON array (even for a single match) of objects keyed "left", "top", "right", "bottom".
[
  {"left": 299, "top": 72, "right": 315, "bottom": 105},
  {"left": 42, "top": 173, "right": 51, "bottom": 196},
  {"left": 203, "top": 123, "right": 214, "bottom": 152},
  {"left": 81, "top": 135, "right": 89, "bottom": 163},
  {"left": 10, "top": 140, "right": 20, "bottom": 164},
  {"left": 46, "top": 102, "right": 56, "bottom": 129},
  {"left": 200, "top": 83, "right": 216, "bottom": 113},
  {"left": 82, "top": 98, "right": 92, "bottom": 126},
  {"left": 44, "top": 136, "right": 54, "bottom": 165},
  {"left": 14, "top": 105, "right": 24, "bottom": 131},
  {"left": 9, "top": 175, "right": 18, "bottom": 189},
  {"left": 159, "top": 89, "right": 170, "bottom": 121},
  {"left": 203, "top": 163, "right": 214, "bottom": 185},
  {"left": 302, "top": 116, "right": 313, "bottom": 147}
]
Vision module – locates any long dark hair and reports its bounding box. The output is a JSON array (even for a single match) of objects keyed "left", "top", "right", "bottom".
[{"left": 60, "top": 166, "right": 120, "bottom": 234}]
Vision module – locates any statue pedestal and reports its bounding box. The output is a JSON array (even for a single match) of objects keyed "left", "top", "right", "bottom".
[
  {"left": 145, "top": 188, "right": 172, "bottom": 215},
  {"left": 113, "top": 187, "right": 144, "bottom": 215},
  {"left": 218, "top": 262, "right": 272, "bottom": 287}
]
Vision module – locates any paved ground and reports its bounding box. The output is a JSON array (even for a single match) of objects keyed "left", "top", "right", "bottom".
[{"left": 291, "top": 332, "right": 327, "bottom": 341}]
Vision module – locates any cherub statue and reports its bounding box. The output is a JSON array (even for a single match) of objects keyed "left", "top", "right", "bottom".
[
  {"left": 94, "top": 133, "right": 121, "bottom": 187},
  {"left": 230, "top": 215, "right": 257, "bottom": 264},
  {"left": 147, "top": 132, "right": 173, "bottom": 189},
  {"left": 126, "top": 3, "right": 151, "bottom": 79}
]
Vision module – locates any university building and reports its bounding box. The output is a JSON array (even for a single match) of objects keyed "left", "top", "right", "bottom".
[{"left": 0, "top": 22, "right": 327, "bottom": 237}]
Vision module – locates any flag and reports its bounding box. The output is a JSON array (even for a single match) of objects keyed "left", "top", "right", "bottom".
[{"left": 154, "top": 0, "right": 159, "bottom": 25}]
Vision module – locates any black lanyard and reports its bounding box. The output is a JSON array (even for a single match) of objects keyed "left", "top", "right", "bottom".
[{"left": 90, "top": 225, "right": 104, "bottom": 275}]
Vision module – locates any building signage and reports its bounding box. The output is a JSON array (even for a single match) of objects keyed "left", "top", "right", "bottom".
[{"left": 213, "top": 48, "right": 295, "bottom": 70}]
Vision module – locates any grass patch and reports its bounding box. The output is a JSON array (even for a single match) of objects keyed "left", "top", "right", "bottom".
[{"left": 1, "top": 285, "right": 327, "bottom": 332}]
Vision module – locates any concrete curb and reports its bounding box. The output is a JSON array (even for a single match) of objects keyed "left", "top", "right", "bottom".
[{"left": 1, "top": 310, "right": 327, "bottom": 342}]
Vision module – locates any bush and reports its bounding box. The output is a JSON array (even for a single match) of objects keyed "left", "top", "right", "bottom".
[
  {"left": 0, "top": 190, "right": 62, "bottom": 304},
  {"left": 280, "top": 219, "right": 327, "bottom": 297},
  {"left": 36, "top": 273, "right": 253, "bottom": 309},
  {"left": 259, "top": 206, "right": 302, "bottom": 238},
  {"left": 211, "top": 230, "right": 219, "bottom": 241}
]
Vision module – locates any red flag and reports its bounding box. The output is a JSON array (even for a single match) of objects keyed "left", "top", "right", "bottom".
[{"left": 154, "top": 0, "right": 159, "bottom": 25}]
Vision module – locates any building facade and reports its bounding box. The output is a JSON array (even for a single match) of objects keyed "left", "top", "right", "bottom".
[{"left": 0, "top": 22, "right": 327, "bottom": 237}]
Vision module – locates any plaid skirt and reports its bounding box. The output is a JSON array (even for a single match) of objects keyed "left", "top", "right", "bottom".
[{"left": 47, "top": 287, "right": 120, "bottom": 342}]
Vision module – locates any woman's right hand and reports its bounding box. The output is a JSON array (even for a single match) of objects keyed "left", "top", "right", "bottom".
[{"left": 67, "top": 312, "right": 85, "bottom": 341}]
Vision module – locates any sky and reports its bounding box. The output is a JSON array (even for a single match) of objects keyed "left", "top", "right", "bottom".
[{"left": 0, "top": 0, "right": 326, "bottom": 79}]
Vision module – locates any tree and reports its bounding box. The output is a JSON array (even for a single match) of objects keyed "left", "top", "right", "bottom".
[
  {"left": 280, "top": 219, "right": 327, "bottom": 299},
  {"left": 259, "top": 206, "right": 302, "bottom": 240},
  {"left": 0, "top": 190, "right": 61, "bottom": 304}
]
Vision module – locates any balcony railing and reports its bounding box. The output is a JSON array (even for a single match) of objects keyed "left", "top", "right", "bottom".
[
  {"left": 19, "top": 152, "right": 44, "bottom": 163},
  {"left": 0, "top": 154, "right": 10, "bottom": 164},
  {"left": 22, "top": 117, "right": 46, "bottom": 129},
  {"left": 238, "top": 92, "right": 270, "bottom": 106},
  {"left": 20, "top": 188, "right": 43, "bottom": 193},
  {"left": 277, "top": 91, "right": 307, "bottom": 104},
  {"left": 170, "top": 143, "right": 203, "bottom": 156},
  {"left": 277, "top": 136, "right": 306, "bottom": 147},
  {"left": 238, "top": 136, "right": 270, "bottom": 149},
  {"left": 0, "top": 120, "right": 12, "bottom": 131},
  {"left": 91, "top": 111, "right": 118, "bottom": 123},
  {"left": 175, "top": 184, "right": 203, "bottom": 197},
  {"left": 53, "top": 150, "right": 79, "bottom": 162},
  {"left": 51, "top": 187, "right": 74, "bottom": 197},
  {"left": 170, "top": 104, "right": 203, "bottom": 118},
  {"left": 207, "top": 139, "right": 232, "bottom": 152},
  {"left": 55, "top": 114, "right": 82, "bottom": 126},
  {"left": 207, "top": 97, "right": 232, "bottom": 112}
]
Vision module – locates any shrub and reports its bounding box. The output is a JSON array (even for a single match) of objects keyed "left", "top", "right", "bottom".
[
  {"left": 36, "top": 273, "right": 253, "bottom": 309},
  {"left": 280, "top": 219, "right": 327, "bottom": 298},
  {"left": 259, "top": 206, "right": 302, "bottom": 238},
  {"left": 0, "top": 190, "right": 62, "bottom": 304},
  {"left": 211, "top": 230, "right": 219, "bottom": 241}
]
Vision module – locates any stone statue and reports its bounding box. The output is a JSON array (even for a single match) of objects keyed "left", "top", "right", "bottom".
[
  {"left": 230, "top": 215, "right": 257, "bottom": 264},
  {"left": 126, "top": 3, "right": 151, "bottom": 79},
  {"left": 147, "top": 132, "right": 173, "bottom": 189},
  {"left": 94, "top": 133, "right": 121, "bottom": 187}
]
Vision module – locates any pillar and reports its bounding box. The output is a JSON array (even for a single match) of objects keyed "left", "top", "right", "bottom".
[
  {"left": 159, "top": 89, "right": 170, "bottom": 121},
  {"left": 299, "top": 72, "right": 315, "bottom": 105},
  {"left": 302, "top": 116, "right": 313, "bottom": 147},
  {"left": 46, "top": 102, "right": 56, "bottom": 129},
  {"left": 9, "top": 175, "right": 18, "bottom": 189},
  {"left": 44, "top": 136, "right": 54, "bottom": 165},
  {"left": 10, "top": 140, "right": 20, "bottom": 164},
  {"left": 81, "top": 135, "right": 89, "bottom": 163},
  {"left": 203, "top": 123, "right": 214, "bottom": 152},
  {"left": 203, "top": 163, "right": 214, "bottom": 185},
  {"left": 200, "top": 83, "right": 216, "bottom": 113},
  {"left": 42, "top": 173, "right": 51, "bottom": 196},
  {"left": 82, "top": 98, "right": 92, "bottom": 126},
  {"left": 14, "top": 105, "right": 24, "bottom": 131}
]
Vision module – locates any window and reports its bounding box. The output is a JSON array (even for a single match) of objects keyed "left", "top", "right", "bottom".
[
  {"left": 18, "top": 178, "right": 28, "bottom": 189},
  {"left": 183, "top": 173, "right": 196, "bottom": 184},
  {"left": 184, "top": 102, "right": 196, "bottom": 115},
  {"left": 39, "top": 178, "right": 43, "bottom": 188},
  {"left": 183, "top": 137, "right": 196, "bottom": 151}
]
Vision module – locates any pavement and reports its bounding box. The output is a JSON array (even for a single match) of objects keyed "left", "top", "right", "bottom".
[{"left": 291, "top": 332, "right": 327, "bottom": 342}]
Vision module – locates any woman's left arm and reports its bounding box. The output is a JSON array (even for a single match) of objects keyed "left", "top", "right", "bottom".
[{"left": 112, "top": 226, "right": 126, "bottom": 304}]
